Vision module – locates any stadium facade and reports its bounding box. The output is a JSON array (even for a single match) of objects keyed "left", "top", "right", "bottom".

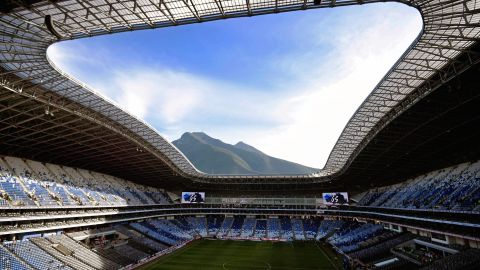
[{"left": 0, "top": 0, "right": 479, "bottom": 269}]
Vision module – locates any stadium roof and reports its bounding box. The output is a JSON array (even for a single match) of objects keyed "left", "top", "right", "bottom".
[{"left": 0, "top": 0, "right": 479, "bottom": 190}]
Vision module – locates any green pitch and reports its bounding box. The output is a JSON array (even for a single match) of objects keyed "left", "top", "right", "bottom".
[{"left": 139, "top": 240, "right": 341, "bottom": 270}]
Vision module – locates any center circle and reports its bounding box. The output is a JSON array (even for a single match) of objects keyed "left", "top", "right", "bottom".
[{"left": 222, "top": 259, "right": 271, "bottom": 270}]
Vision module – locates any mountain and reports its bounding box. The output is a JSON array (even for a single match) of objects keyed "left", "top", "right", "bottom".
[{"left": 172, "top": 132, "right": 318, "bottom": 175}]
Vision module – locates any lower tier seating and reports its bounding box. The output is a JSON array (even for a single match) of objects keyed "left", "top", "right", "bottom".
[{"left": 0, "top": 216, "right": 477, "bottom": 270}]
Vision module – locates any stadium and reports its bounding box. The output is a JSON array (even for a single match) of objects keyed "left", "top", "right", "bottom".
[{"left": 0, "top": 0, "right": 479, "bottom": 269}]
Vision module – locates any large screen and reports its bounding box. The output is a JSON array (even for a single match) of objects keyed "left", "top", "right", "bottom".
[
  {"left": 181, "top": 192, "right": 205, "bottom": 204},
  {"left": 322, "top": 192, "right": 349, "bottom": 205}
]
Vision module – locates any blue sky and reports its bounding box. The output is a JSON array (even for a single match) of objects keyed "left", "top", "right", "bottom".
[{"left": 48, "top": 3, "right": 422, "bottom": 169}]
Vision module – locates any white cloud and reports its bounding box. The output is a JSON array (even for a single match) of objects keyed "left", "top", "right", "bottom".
[{"left": 47, "top": 3, "right": 422, "bottom": 169}]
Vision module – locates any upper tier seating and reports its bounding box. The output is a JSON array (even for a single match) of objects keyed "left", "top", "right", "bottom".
[
  {"left": 358, "top": 160, "right": 480, "bottom": 212},
  {"left": 25, "top": 159, "right": 78, "bottom": 206},
  {"left": 0, "top": 159, "right": 36, "bottom": 206},
  {"left": 0, "top": 156, "right": 171, "bottom": 208}
]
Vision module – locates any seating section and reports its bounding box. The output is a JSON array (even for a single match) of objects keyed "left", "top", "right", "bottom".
[
  {"left": 114, "top": 225, "right": 168, "bottom": 251},
  {"left": 240, "top": 218, "right": 256, "bottom": 237},
  {"left": 348, "top": 233, "right": 415, "bottom": 263},
  {"left": 152, "top": 219, "right": 194, "bottom": 239},
  {"left": 267, "top": 218, "right": 281, "bottom": 238},
  {"left": 280, "top": 216, "right": 293, "bottom": 240},
  {"left": 0, "top": 244, "right": 32, "bottom": 270},
  {"left": 253, "top": 219, "right": 267, "bottom": 238},
  {"left": 25, "top": 159, "right": 77, "bottom": 206},
  {"left": 0, "top": 159, "right": 36, "bottom": 206},
  {"left": 227, "top": 216, "right": 245, "bottom": 237},
  {"left": 207, "top": 216, "right": 224, "bottom": 235},
  {"left": 302, "top": 219, "right": 321, "bottom": 240},
  {"left": 4, "top": 240, "right": 72, "bottom": 270},
  {"left": 0, "top": 156, "right": 171, "bottom": 208},
  {"left": 171, "top": 216, "right": 199, "bottom": 237},
  {"left": 329, "top": 222, "right": 385, "bottom": 253},
  {"left": 30, "top": 237, "right": 96, "bottom": 270},
  {"left": 217, "top": 217, "right": 234, "bottom": 237},
  {"left": 186, "top": 217, "right": 208, "bottom": 237},
  {"left": 47, "top": 234, "right": 120, "bottom": 270},
  {"left": 316, "top": 220, "right": 345, "bottom": 240},
  {"left": 1, "top": 216, "right": 478, "bottom": 270},
  {"left": 358, "top": 160, "right": 480, "bottom": 212},
  {"left": 291, "top": 218, "right": 305, "bottom": 240}
]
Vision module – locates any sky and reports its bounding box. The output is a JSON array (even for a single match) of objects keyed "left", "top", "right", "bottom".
[{"left": 48, "top": 3, "right": 422, "bottom": 169}]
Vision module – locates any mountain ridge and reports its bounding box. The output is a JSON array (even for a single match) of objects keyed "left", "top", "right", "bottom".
[{"left": 172, "top": 132, "right": 318, "bottom": 175}]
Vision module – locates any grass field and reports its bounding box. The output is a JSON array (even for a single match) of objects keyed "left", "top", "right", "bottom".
[{"left": 139, "top": 240, "right": 341, "bottom": 270}]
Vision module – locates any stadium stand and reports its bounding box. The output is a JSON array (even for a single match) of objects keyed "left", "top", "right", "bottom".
[
  {"left": 329, "top": 223, "right": 385, "bottom": 252},
  {"left": 113, "top": 225, "right": 167, "bottom": 252},
  {"left": 292, "top": 218, "right": 306, "bottom": 240},
  {"left": 253, "top": 219, "right": 267, "bottom": 238},
  {"left": 171, "top": 216, "right": 199, "bottom": 237},
  {"left": 1, "top": 0, "right": 479, "bottom": 269},
  {"left": 1, "top": 214, "right": 479, "bottom": 269},
  {"left": 148, "top": 219, "right": 193, "bottom": 241},
  {"left": 0, "top": 156, "right": 171, "bottom": 208},
  {"left": 30, "top": 237, "right": 96, "bottom": 270},
  {"left": 186, "top": 217, "right": 208, "bottom": 237},
  {"left": 303, "top": 218, "right": 321, "bottom": 240},
  {"left": 46, "top": 234, "right": 120, "bottom": 270},
  {"left": 206, "top": 215, "right": 224, "bottom": 236},
  {"left": 227, "top": 216, "right": 245, "bottom": 237},
  {"left": 217, "top": 216, "right": 234, "bottom": 237},
  {"left": 4, "top": 239, "right": 73, "bottom": 270},
  {"left": 267, "top": 218, "right": 281, "bottom": 238},
  {"left": 240, "top": 218, "right": 256, "bottom": 238},
  {"left": 0, "top": 243, "right": 32, "bottom": 270},
  {"left": 279, "top": 216, "right": 294, "bottom": 241},
  {"left": 358, "top": 161, "right": 480, "bottom": 212},
  {"left": 316, "top": 220, "right": 345, "bottom": 240},
  {"left": 349, "top": 233, "right": 415, "bottom": 263}
]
